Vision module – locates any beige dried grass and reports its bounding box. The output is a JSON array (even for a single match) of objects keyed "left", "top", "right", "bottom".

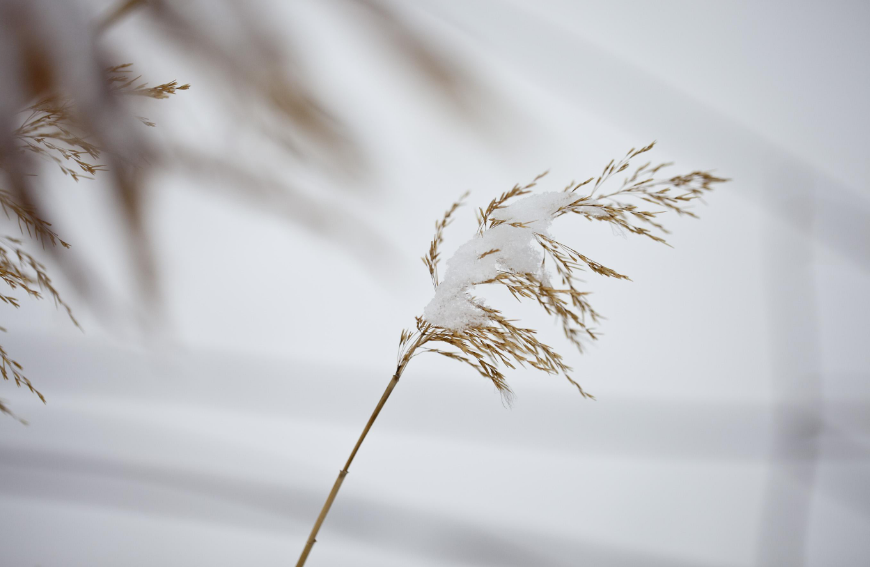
[
  {"left": 296, "top": 143, "right": 727, "bottom": 565},
  {"left": 0, "top": 63, "right": 187, "bottom": 422}
]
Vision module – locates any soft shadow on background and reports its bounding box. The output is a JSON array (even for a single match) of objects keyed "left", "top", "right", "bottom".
[{"left": 1, "top": 1, "right": 869, "bottom": 566}]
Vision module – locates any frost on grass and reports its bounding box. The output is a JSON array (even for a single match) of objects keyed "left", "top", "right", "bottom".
[{"left": 406, "top": 143, "right": 727, "bottom": 402}]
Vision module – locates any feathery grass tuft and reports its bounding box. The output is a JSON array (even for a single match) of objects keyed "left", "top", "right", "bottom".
[
  {"left": 0, "top": 64, "right": 187, "bottom": 421},
  {"left": 296, "top": 143, "right": 727, "bottom": 565},
  {"left": 412, "top": 142, "right": 726, "bottom": 401}
]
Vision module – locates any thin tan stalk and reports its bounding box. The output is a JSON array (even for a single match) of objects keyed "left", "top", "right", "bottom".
[{"left": 295, "top": 333, "right": 423, "bottom": 567}]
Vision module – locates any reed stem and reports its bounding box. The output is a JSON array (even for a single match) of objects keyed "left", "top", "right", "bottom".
[{"left": 294, "top": 370, "right": 404, "bottom": 566}]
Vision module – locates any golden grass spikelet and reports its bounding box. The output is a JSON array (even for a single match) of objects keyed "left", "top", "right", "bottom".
[
  {"left": 0, "top": 235, "right": 80, "bottom": 421},
  {"left": 14, "top": 63, "right": 188, "bottom": 183},
  {"left": 422, "top": 190, "right": 468, "bottom": 288},
  {"left": 16, "top": 97, "right": 105, "bottom": 181},
  {"left": 0, "top": 190, "right": 69, "bottom": 248},
  {"left": 477, "top": 170, "right": 548, "bottom": 233},
  {"left": 108, "top": 63, "right": 191, "bottom": 99}
]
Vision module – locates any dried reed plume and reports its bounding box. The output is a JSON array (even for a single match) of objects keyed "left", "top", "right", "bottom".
[
  {"left": 296, "top": 142, "right": 727, "bottom": 565},
  {"left": 0, "top": 63, "right": 187, "bottom": 422}
]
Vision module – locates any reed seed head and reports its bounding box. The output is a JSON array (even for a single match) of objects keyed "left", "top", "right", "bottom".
[{"left": 405, "top": 143, "right": 727, "bottom": 402}]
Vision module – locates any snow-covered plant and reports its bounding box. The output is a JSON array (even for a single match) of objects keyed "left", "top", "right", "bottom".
[{"left": 296, "top": 142, "right": 727, "bottom": 565}]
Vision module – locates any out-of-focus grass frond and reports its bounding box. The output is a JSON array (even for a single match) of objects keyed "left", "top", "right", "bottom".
[
  {"left": 0, "top": 235, "right": 81, "bottom": 420},
  {"left": 0, "top": 0, "right": 488, "bottom": 420},
  {"left": 0, "top": 42, "right": 185, "bottom": 419},
  {"left": 1, "top": 0, "right": 486, "bottom": 307},
  {"left": 0, "top": 1, "right": 189, "bottom": 310}
]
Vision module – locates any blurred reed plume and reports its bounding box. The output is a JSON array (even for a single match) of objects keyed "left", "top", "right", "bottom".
[
  {"left": 296, "top": 143, "right": 727, "bottom": 565},
  {"left": 94, "top": 0, "right": 486, "bottom": 277},
  {"left": 1, "top": 0, "right": 481, "bottom": 305},
  {"left": 0, "top": 62, "right": 187, "bottom": 421},
  {"left": 0, "top": 0, "right": 482, "bottom": 420}
]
